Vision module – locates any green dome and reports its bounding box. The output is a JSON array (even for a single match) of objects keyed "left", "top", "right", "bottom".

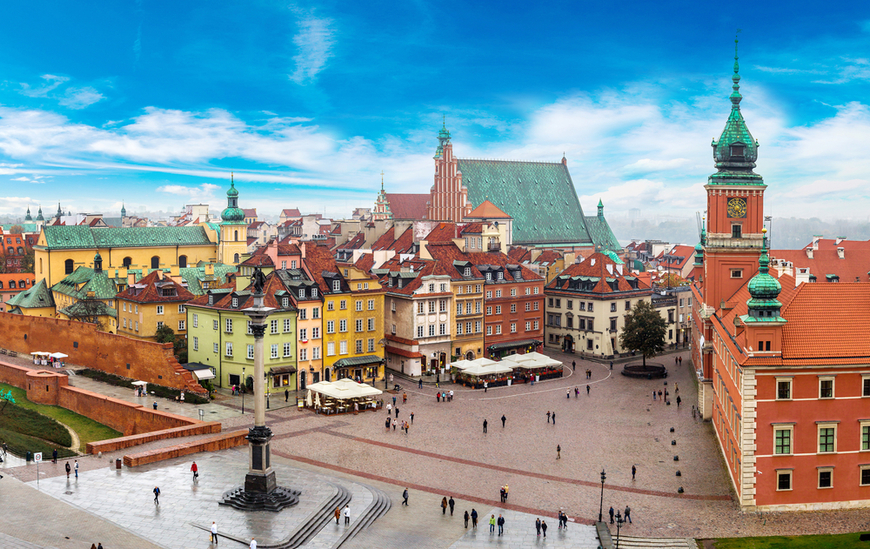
[
  {"left": 221, "top": 206, "right": 245, "bottom": 222},
  {"left": 747, "top": 234, "right": 781, "bottom": 307},
  {"left": 227, "top": 181, "right": 239, "bottom": 198}
]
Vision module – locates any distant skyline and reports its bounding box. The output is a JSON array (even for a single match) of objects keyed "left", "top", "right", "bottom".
[{"left": 1, "top": 2, "right": 868, "bottom": 221}]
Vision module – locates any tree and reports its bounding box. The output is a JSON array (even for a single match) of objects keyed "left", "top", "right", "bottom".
[
  {"left": 619, "top": 300, "right": 667, "bottom": 367},
  {"left": 154, "top": 325, "right": 176, "bottom": 344},
  {"left": 65, "top": 298, "right": 109, "bottom": 331},
  {"left": 657, "top": 272, "right": 687, "bottom": 288},
  {"left": 20, "top": 247, "right": 34, "bottom": 273},
  {"left": 8, "top": 225, "right": 24, "bottom": 234}
]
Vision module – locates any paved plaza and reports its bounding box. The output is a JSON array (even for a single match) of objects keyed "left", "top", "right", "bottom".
[{"left": 4, "top": 349, "right": 870, "bottom": 547}]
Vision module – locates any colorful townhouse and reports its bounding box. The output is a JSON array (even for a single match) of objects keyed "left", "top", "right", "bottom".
[{"left": 115, "top": 270, "right": 194, "bottom": 341}]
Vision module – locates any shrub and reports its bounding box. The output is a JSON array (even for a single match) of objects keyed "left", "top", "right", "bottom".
[
  {"left": 0, "top": 427, "right": 76, "bottom": 459},
  {"left": 0, "top": 401, "right": 72, "bottom": 447}
]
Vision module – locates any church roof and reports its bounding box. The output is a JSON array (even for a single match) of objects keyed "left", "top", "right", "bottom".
[
  {"left": 456, "top": 158, "right": 593, "bottom": 246},
  {"left": 40, "top": 226, "right": 213, "bottom": 250},
  {"left": 466, "top": 200, "right": 511, "bottom": 219},
  {"left": 584, "top": 214, "right": 622, "bottom": 253},
  {"left": 6, "top": 278, "right": 54, "bottom": 309},
  {"left": 52, "top": 267, "right": 119, "bottom": 300},
  {"left": 384, "top": 193, "right": 429, "bottom": 220}
]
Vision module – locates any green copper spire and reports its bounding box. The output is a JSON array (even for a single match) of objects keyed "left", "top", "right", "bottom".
[
  {"left": 597, "top": 199, "right": 604, "bottom": 218},
  {"left": 36, "top": 205, "right": 44, "bottom": 221},
  {"left": 221, "top": 173, "right": 244, "bottom": 223},
  {"left": 121, "top": 202, "right": 126, "bottom": 217},
  {"left": 709, "top": 33, "right": 764, "bottom": 187},
  {"left": 745, "top": 229, "right": 784, "bottom": 321},
  {"left": 435, "top": 116, "right": 451, "bottom": 158},
  {"left": 56, "top": 202, "right": 63, "bottom": 216},
  {"left": 24, "top": 206, "right": 32, "bottom": 222}
]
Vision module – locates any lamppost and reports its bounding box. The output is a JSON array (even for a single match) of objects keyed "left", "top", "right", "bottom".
[
  {"left": 614, "top": 510, "right": 624, "bottom": 549},
  {"left": 241, "top": 366, "right": 246, "bottom": 415},
  {"left": 598, "top": 469, "right": 606, "bottom": 522},
  {"left": 266, "top": 370, "right": 271, "bottom": 410}
]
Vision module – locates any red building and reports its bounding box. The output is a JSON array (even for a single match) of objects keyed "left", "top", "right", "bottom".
[
  {"left": 692, "top": 45, "right": 870, "bottom": 511},
  {"left": 3, "top": 231, "right": 38, "bottom": 273},
  {"left": 0, "top": 273, "right": 35, "bottom": 313}
]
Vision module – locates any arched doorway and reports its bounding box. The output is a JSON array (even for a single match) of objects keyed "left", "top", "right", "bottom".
[
  {"left": 300, "top": 370, "right": 307, "bottom": 390},
  {"left": 465, "top": 350, "right": 475, "bottom": 360},
  {"left": 562, "top": 334, "right": 575, "bottom": 353}
]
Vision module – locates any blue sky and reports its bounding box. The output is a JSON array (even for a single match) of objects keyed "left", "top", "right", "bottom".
[{"left": 1, "top": 1, "right": 868, "bottom": 222}]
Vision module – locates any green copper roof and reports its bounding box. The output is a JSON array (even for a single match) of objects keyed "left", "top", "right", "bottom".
[
  {"left": 709, "top": 39, "right": 764, "bottom": 187},
  {"left": 40, "top": 226, "right": 213, "bottom": 250},
  {"left": 747, "top": 234, "right": 781, "bottom": 309},
  {"left": 601, "top": 249, "right": 624, "bottom": 264},
  {"left": 24, "top": 207, "right": 32, "bottom": 222},
  {"left": 585, "top": 213, "right": 622, "bottom": 254},
  {"left": 457, "top": 159, "right": 594, "bottom": 246},
  {"left": 6, "top": 279, "right": 54, "bottom": 309},
  {"left": 59, "top": 300, "right": 117, "bottom": 319},
  {"left": 1, "top": 223, "right": 39, "bottom": 233},
  {"left": 52, "top": 267, "right": 119, "bottom": 300},
  {"left": 178, "top": 262, "right": 237, "bottom": 295}
]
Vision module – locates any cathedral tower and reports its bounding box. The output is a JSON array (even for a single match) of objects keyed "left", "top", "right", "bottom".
[{"left": 426, "top": 119, "right": 471, "bottom": 222}]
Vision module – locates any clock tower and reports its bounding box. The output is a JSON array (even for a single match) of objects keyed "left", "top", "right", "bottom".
[{"left": 703, "top": 38, "right": 766, "bottom": 311}]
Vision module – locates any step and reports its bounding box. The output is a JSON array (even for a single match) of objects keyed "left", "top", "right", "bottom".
[
  {"left": 332, "top": 485, "right": 392, "bottom": 549},
  {"left": 614, "top": 536, "right": 696, "bottom": 548}
]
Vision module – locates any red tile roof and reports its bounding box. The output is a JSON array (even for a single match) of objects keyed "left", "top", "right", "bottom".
[
  {"left": 243, "top": 208, "right": 257, "bottom": 218},
  {"left": 385, "top": 193, "right": 429, "bottom": 220},
  {"left": 459, "top": 222, "right": 484, "bottom": 235},
  {"left": 466, "top": 200, "right": 511, "bottom": 219},
  {"left": 547, "top": 253, "right": 648, "bottom": 294},
  {"left": 240, "top": 254, "right": 274, "bottom": 267},
  {"left": 781, "top": 282, "right": 870, "bottom": 360},
  {"left": 371, "top": 227, "right": 396, "bottom": 250},
  {"left": 771, "top": 238, "right": 870, "bottom": 283},
  {"left": 425, "top": 222, "right": 460, "bottom": 243},
  {"left": 281, "top": 208, "right": 302, "bottom": 217},
  {"left": 116, "top": 271, "right": 195, "bottom": 303},
  {"left": 384, "top": 345, "right": 425, "bottom": 359}
]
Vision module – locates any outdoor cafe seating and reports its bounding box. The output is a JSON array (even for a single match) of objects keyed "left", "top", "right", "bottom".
[{"left": 303, "top": 378, "right": 383, "bottom": 415}]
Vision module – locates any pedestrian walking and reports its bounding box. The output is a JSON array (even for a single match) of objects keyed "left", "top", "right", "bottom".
[
  {"left": 395, "top": 406, "right": 399, "bottom": 418},
  {"left": 504, "top": 484, "right": 509, "bottom": 500},
  {"left": 52, "top": 448, "right": 57, "bottom": 464},
  {"left": 658, "top": 390, "right": 663, "bottom": 400},
  {"left": 392, "top": 395, "right": 397, "bottom": 406},
  {"left": 436, "top": 392, "right": 441, "bottom": 403},
  {"left": 284, "top": 389, "right": 289, "bottom": 402},
  {"left": 385, "top": 416, "right": 391, "bottom": 430},
  {"left": 541, "top": 519, "right": 548, "bottom": 538},
  {"left": 211, "top": 521, "right": 219, "bottom": 544},
  {"left": 483, "top": 419, "right": 488, "bottom": 433},
  {"left": 557, "top": 444, "right": 561, "bottom": 459},
  {"left": 558, "top": 510, "right": 563, "bottom": 529},
  {"left": 609, "top": 506, "right": 614, "bottom": 524},
  {"left": 551, "top": 411, "right": 556, "bottom": 424},
  {"left": 410, "top": 411, "right": 415, "bottom": 424},
  {"left": 692, "top": 405, "right": 697, "bottom": 419},
  {"left": 679, "top": 356, "right": 682, "bottom": 365},
  {"left": 464, "top": 510, "right": 470, "bottom": 527},
  {"left": 449, "top": 390, "right": 454, "bottom": 401},
  {"left": 392, "top": 418, "right": 397, "bottom": 431},
  {"left": 653, "top": 390, "right": 657, "bottom": 400},
  {"left": 74, "top": 460, "right": 79, "bottom": 478},
  {"left": 677, "top": 395, "right": 682, "bottom": 408},
  {"left": 547, "top": 410, "right": 551, "bottom": 423},
  {"left": 586, "top": 384, "right": 590, "bottom": 395},
  {"left": 625, "top": 505, "right": 632, "bottom": 524},
  {"left": 632, "top": 464, "right": 636, "bottom": 480},
  {"left": 566, "top": 389, "right": 570, "bottom": 399},
  {"left": 610, "top": 360, "right": 613, "bottom": 370},
  {"left": 535, "top": 518, "right": 542, "bottom": 536},
  {"left": 489, "top": 514, "right": 496, "bottom": 534},
  {"left": 405, "top": 421, "right": 410, "bottom": 434},
  {"left": 572, "top": 360, "right": 576, "bottom": 371},
  {"left": 402, "top": 488, "right": 409, "bottom": 506},
  {"left": 449, "top": 496, "right": 455, "bottom": 516},
  {"left": 497, "top": 514, "right": 505, "bottom": 536},
  {"left": 484, "top": 381, "right": 488, "bottom": 392},
  {"left": 153, "top": 401, "right": 158, "bottom": 410},
  {"left": 403, "top": 392, "right": 407, "bottom": 404},
  {"left": 501, "top": 414, "right": 506, "bottom": 428},
  {"left": 250, "top": 539, "right": 256, "bottom": 549},
  {"left": 191, "top": 461, "right": 198, "bottom": 481},
  {"left": 153, "top": 486, "right": 160, "bottom": 504},
  {"left": 418, "top": 378, "right": 423, "bottom": 389},
  {"left": 387, "top": 403, "right": 392, "bottom": 414},
  {"left": 500, "top": 486, "right": 506, "bottom": 503},
  {"left": 471, "top": 508, "right": 478, "bottom": 528},
  {"left": 343, "top": 504, "right": 350, "bottom": 525},
  {"left": 441, "top": 496, "right": 448, "bottom": 515},
  {"left": 65, "top": 461, "right": 71, "bottom": 479},
  {"left": 675, "top": 382, "right": 679, "bottom": 393},
  {"left": 575, "top": 387, "right": 579, "bottom": 398},
  {"left": 335, "top": 506, "right": 341, "bottom": 524}
]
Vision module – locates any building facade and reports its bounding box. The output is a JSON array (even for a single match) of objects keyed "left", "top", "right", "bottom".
[{"left": 115, "top": 270, "right": 193, "bottom": 341}]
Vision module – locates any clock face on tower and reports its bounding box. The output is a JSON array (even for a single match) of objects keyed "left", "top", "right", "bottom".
[{"left": 727, "top": 197, "right": 747, "bottom": 218}]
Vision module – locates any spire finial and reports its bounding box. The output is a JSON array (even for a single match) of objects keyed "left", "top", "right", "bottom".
[
  {"left": 380, "top": 170, "right": 384, "bottom": 191},
  {"left": 731, "top": 30, "right": 742, "bottom": 108},
  {"left": 442, "top": 114, "right": 446, "bottom": 129}
]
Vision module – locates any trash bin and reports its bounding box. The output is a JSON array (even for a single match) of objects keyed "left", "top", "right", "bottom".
[
  {"left": 26, "top": 451, "right": 32, "bottom": 462},
  {"left": 507, "top": 379, "right": 512, "bottom": 386},
  {"left": 115, "top": 458, "right": 122, "bottom": 470}
]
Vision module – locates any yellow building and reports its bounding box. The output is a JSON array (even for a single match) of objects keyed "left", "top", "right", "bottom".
[
  {"left": 115, "top": 270, "right": 194, "bottom": 341},
  {"left": 52, "top": 253, "right": 118, "bottom": 332},
  {"left": 4, "top": 278, "right": 56, "bottom": 317},
  {"left": 33, "top": 181, "right": 247, "bottom": 288}
]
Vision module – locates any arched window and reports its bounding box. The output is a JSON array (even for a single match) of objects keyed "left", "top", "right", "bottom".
[
  {"left": 151, "top": 256, "right": 160, "bottom": 269},
  {"left": 233, "top": 253, "right": 240, "bottom": 263},
  {"left": 65, "top": 259, "right": 74, "bottom": 274},
  {"left": 9, "top": 280, "right": 15, "bottom": 289},
  {"left": 39, "top": 257, "right": 43, "bottom": 274},
  {"left": 234, "top": 230, "right": 239, "bottom": 241},
  {"left": 17, "top": 247, "right": 23, "bottom": 255},
  {"left": 178, "top": 255, "right": 187, "bottom": 268},
  {"left": 122, "top": 257, "right": 132, "bottom": 268},
  {"left": 6, "top": 247, "right": 13, "bottom": 256}
]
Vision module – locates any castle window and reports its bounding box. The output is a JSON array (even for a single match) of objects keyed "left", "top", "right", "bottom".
[
  {"left": 730, "top": 269, "right": 743, "bottom": 279},
  {"left": 123, "top": 257, "right": 132, "bottom": 268},
  {"left": 731, "top": 224, "right": 742, "bottom": 239},
  {"left": 776, "top": 470, "right": 792, "bottom": 491},
  {"left": 151, "top": 256, "right": 160, "bottom": 269},
  {"left": 233, "top": 253, "right": 240, "bottom": 263},
  {"left": 178, "top": 255, "right": 187, "bottom": 268},
  {"left": 65, "top": 259, "right": 74, "bottom": 274}
]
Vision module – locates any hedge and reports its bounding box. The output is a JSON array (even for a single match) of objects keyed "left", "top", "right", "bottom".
[
  {"left": 0, "top": 427, "right": 76, "bottom": 459},
  {"left": 0, "top": 401, "right": 72, "bottom": 447}
]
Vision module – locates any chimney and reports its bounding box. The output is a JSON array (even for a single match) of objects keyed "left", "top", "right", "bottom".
[
  {"left": 836, "top": 236, "right": 846, "bottom": 245},
  {"left": 805, "top": 248, "right": 813, "bottom": 259},
  {"left": 530, "top": 249, "right": 542, "bottom": 262},
  {"left": 419, "top": 240, "right": 432, "bottom": 260},
  {"left": 300, "top": 241, "right": 307, "bottom": 259},
  {"left": 812, "top": 235, "right": 822, "bottom": 250},
  {"left": 837, "top": 247, "right": 845, "bottom": 259}
]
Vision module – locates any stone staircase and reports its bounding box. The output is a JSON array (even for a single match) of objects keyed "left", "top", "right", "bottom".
[
  {"left": 330, "top": 485, "right": 392, "bottom": 549},
  {"left": 611, "top": 535, "right": 696, "bottom": 548}
]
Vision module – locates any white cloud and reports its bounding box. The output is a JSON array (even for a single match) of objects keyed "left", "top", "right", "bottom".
[
  {"left": 10, "top": 176, "right": 30, "bottom": 181},
  {"left": 59, "top": 87, "right": 105, "bottom": 109},
  {"left": 19, "top": 75, "right": 69, "bottom": 97},
  {"left": 289, "top": 14, "right": 335, "bottom": 84},
  {"left": 156, "top": 183, "right": 221, "bottom": 201}
]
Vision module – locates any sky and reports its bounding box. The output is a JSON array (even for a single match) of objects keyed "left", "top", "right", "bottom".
[{"left": 0, "top": 1, "right": 868, "bottom": 223}]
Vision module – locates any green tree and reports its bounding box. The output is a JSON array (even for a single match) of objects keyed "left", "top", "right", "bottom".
[
  {"left": 20, "top": 247, "right": 35, "bottom": 273},
  {"left": 8, "top": 225, "right": 24, "bottom": 234},
  {"left": 619, "top": 300, "right": 667, "bottom": 366},
  {"left": 154, "top": 324, "right": 176, "bottom": 344}
]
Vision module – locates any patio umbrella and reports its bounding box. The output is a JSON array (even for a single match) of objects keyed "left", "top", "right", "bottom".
[
  {"left": 314, "top": 392, "right": 321, "bottom": 408},
  {"left": 49, "top": 352, "right": 68, "bottom": 359},
  {"left": 306, "top": 390, "right": 313, "bottom": 407}
]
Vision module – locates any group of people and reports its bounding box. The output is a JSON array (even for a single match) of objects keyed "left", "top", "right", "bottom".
[
  {"left": 608, "top": 505, "right": 632, "bottom": 525},
  {"left": 384, "top": 400, "right": 413, "bottom": 433},
  {"left": 435, "top": 390, "right": 453, "bottom": 402}
]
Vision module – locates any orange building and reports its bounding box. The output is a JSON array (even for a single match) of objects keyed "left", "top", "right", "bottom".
[{"left": 692, "top": 45, "right": 870, "bottom": 511}]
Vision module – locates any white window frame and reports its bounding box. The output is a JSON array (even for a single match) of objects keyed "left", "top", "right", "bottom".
[
  {"left": 193, "top": 336, "right": 198, "bottom": 351},
  {"left": 776, "top": 377, "right": 792, "bottom": 400},
  {"left": 818, "top": 423, "right": 838, "bottom": 454},
  {"left": 818, "top": 467, "right": 834, "bottom": 489},
  {"left": 327, "top": 342, "right": 335, "bottom": 356},
  {"left": 247, "top": 344, "right": 255, "bottom": 359},
  {"left": 225, "top": 318, "right": 233, "bottom": 333},
  {"left": 284, "top": 342, "right": 292, "bottom": 357},
  {"left": 271, "top": 344, "right": 279, "bottom": 359},
  {"left": 156, "top": 305, "right": 164, "bottom": 315},
  {"left": 178, "top": 320, "right": 185, "bottom": 331},
  {"left": 773, "top": 425, "right": 794, "bottom": 455},
  {"left": 819, "top": 376, "right": 835, "bottom": 399},
  {"left": 776, "top": 469, "right": 792, "bottom": 491},
  {"left": 213, "top": 342, "right": 219, "bottom": 354},
  {"left": 339, "top": 340, "right": 348, "bottom": 355},
  {"left": 193, "top": 313, "right": 198, "bottom": 328},
  {"left": 225, "top": 342, "right": 233, "bottom": 357}
]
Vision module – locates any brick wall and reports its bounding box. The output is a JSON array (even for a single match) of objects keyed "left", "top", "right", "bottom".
[
  {"left": 87, "top": 421, "right": 222, "bottom": 454},
  {"left": 123, "top": 430, "right": 248, "bottom": 467},
  {"left": 0, "top": 361, "right": 32, "bottom": 390},
  {"left": 58, "top": 386, "right": 197, "bottom": 436},
  {"left": 0, "top": 312, "right": 205, "bottom": 394}
]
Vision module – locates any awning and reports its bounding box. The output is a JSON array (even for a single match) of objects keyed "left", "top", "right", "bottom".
[
  {"left": 183, "top": 362, "right": 216, "bottom": 380},
  {"left": 193, "top": 369, "right": 215, "bottom": 380},
  {"left": 132, "top": 381, "right": 148, "bottom": 386},
  {"left": 49, "top": 352, "right": 68, "bottom": 359},
  {"left": 385, "top": 345, "right": 425, "bottom": 359},
  {"left": 487, "top": 339, "right": 542, "bottom": 352},
  {"left": 269, "top": 365, "right": 297, "bottom": 375},
  {"left": 333, "top": 355, "right": 385, "bottom": 369},
  {"left": 307, "top": 378, "right": 383, "bottom": 400}
]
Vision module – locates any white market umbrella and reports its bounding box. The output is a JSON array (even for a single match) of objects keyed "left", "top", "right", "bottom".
[
  {"left": 49, "top": 352, "right": 69, "bottom": 359},
  {"left": 314, "top": 392, "right": 321, "bottom": 408},
  {"left": 306, "top": 390, "right": 313, "bottom": 407}
]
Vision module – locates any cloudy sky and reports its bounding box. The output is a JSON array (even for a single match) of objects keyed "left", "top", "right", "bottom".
[{"left": 1, "top": 1, "right": 868, "bottom": 221}]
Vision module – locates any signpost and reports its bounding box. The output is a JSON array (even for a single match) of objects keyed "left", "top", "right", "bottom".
[{"left": 34, "top": 452, "right": 42, "bottom": 488}]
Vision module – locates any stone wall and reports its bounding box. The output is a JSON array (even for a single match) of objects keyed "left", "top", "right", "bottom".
[
  {"left": 123, "top": 430, "right": 248, "bottom": 467},
  {"left": 58, "top": 386, "right": 196, "bottom": 436},
  {"left": 0, "top": 312, "right": 205, "bottom": 394},
  {"left": 87, "top": 422, "right": 222, "bottom": 454}
]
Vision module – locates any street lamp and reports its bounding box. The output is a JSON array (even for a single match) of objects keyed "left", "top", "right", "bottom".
[
  {"left": 614, "top": 510, "right": 624, "bottom": 549},
  {"left": 598, "top": 469, "right": 606, "bottom": 522},
  {"left": 266, "top": 370, "right": 271, "bottom": 409},
  {"left": 241, "top": 366, "right": 246, "bottom": 414}
]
